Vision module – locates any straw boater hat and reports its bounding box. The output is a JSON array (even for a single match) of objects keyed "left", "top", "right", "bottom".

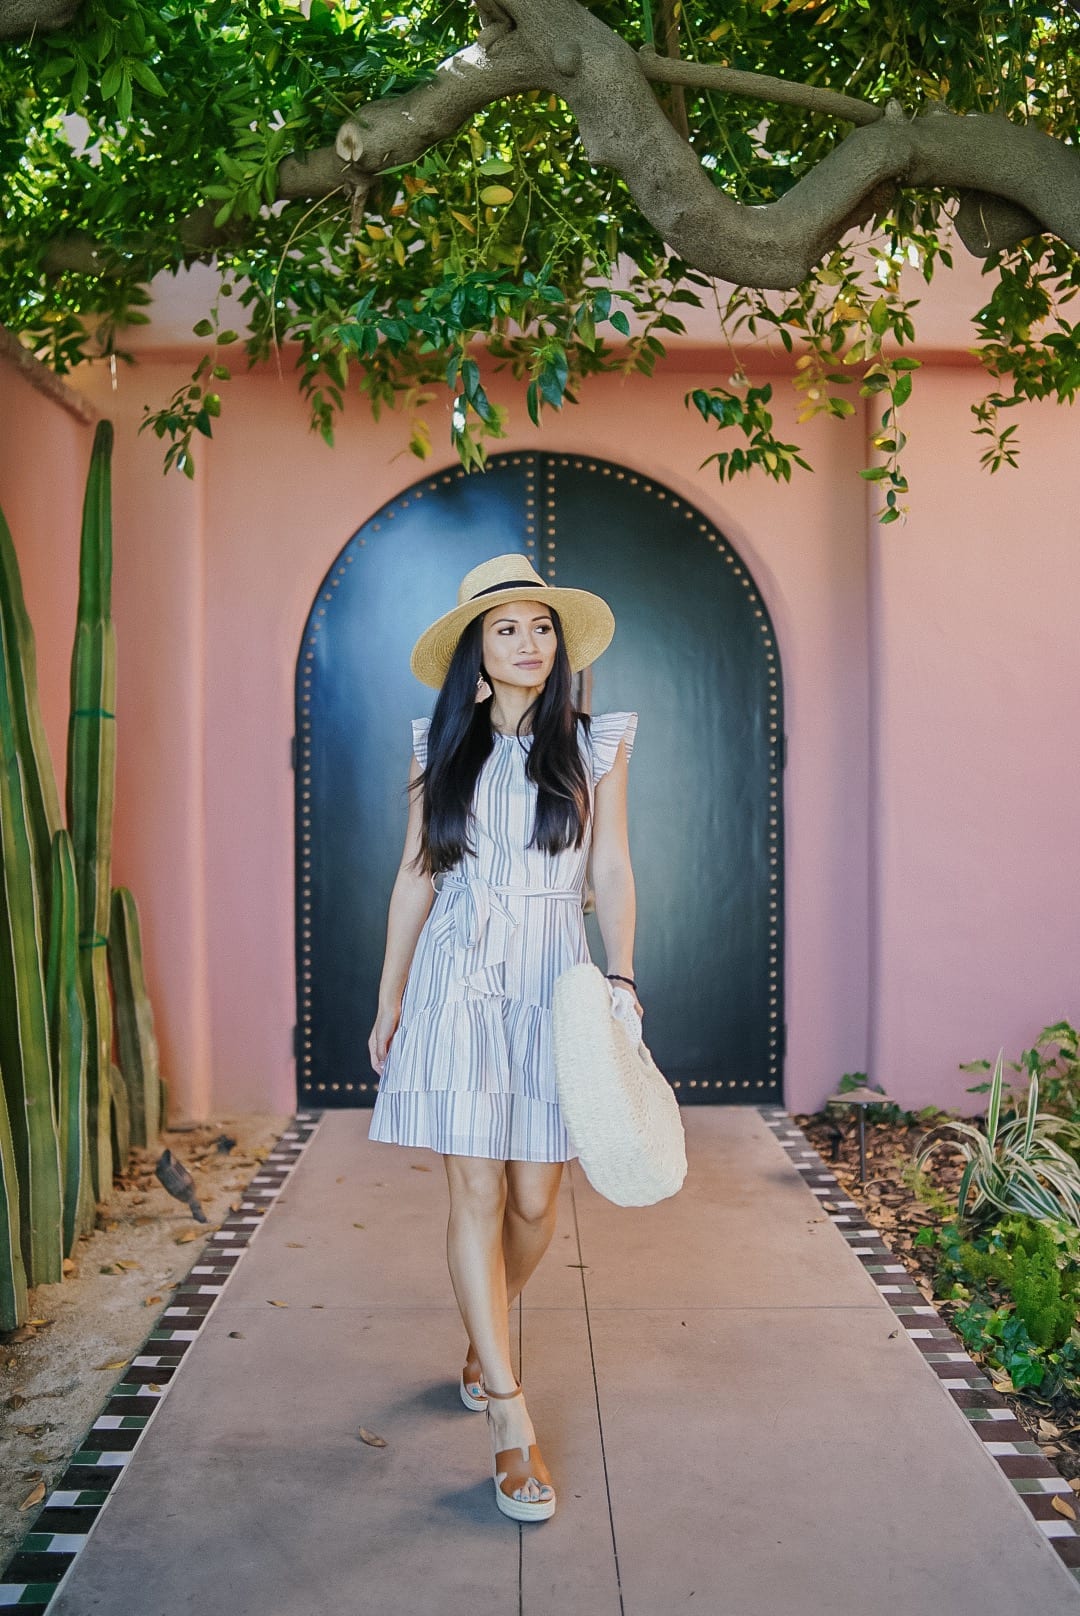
[{"left": 409, "top": 553, "right": 616, "bottom": 689}]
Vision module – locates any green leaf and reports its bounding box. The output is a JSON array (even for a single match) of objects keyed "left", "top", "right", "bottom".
[
  {"left": 130, "top": 59, "right": 166, "bottom": 96},
  {"left": 101, "top": 60, "right": 123, "bottom": 100},
  {"left": 610, "top": 310, "right": 630, "bottom": 336},
  {"left": 869, "top": 296, "right": 890, "bottom": 335},
  {"left": 193, "top": 319, "right": 215, "bottom": 338},
  {"left": 576, "top": 308, "right": 596, "bottom": 351},
  {"left": 860, "top": 372, "right": 891, "bottom": 394},
  {"left": 116, "top": 69, "right": 133, "bottom": 122}
]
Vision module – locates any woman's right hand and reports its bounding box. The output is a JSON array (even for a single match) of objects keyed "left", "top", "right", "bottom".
[{"left": 369, "top": 1001, "right": 402, "bottom": 1076}]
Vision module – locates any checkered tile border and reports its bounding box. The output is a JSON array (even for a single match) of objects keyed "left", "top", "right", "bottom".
[
  {"left": 0, "top": 1112, "right": 324, "bottom": 1614},
  {"left": 763, "top": 1108, "right": 1080, "bottom": 1584}
]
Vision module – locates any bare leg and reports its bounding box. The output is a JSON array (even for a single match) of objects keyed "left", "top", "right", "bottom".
[
  {"left": 443, "top": 1155, "right": 515, "bottom": 1391},
  {"left": 502, "top": 1160, "right": 564, "bottom": 1306},
  {"left": 444, "top": 1155, "right": 563, "bottom": 1503},
  {"left": 462, "top": 1159, "right": 564, "bottom": 1364}
]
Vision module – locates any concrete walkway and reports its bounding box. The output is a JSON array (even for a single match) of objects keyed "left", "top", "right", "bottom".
[{"left": 43, "top": 1107, "right": 1080, "bottom": 1615}]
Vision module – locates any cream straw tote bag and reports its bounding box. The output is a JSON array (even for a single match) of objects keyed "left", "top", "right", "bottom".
[{"left": 552, "top": 962, "right": 687, "bottom": 1206}]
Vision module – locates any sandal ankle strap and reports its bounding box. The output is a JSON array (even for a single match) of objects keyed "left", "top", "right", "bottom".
[{"left": 485, "top": 1382, "right": 522, "bottom": 1399}]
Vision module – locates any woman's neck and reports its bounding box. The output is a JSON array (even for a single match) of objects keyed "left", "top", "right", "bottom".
[{"left": 488, "top": 699, "right": 535, "bottom": 735}]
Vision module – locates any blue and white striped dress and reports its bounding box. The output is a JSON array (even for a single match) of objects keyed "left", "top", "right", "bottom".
[{"left": 368, "top": 711, "right": 639, "bottom": 1162}]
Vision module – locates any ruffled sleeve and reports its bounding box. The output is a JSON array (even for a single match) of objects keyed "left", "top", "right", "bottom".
[
  {"left": 587, "top": 711, "right": 638, "bottom": 785},
  {"left": 410, "top": 716, "right": 432, "bottom": 769}
]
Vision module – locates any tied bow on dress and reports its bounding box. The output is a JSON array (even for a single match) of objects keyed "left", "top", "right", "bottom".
[{"left": 429, "top": 872, "right": 584, "bottom": 996}]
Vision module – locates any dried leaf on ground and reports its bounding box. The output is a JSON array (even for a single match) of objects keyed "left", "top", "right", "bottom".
[{"left": 359, "top": 1427, "right": 387, "bottom": 1447}]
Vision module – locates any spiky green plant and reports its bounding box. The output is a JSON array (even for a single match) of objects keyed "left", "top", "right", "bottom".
[
  {"left": 0, "top": 505, "right": 62, "bottom": 906},
  {"left": 46, "top": 827, "right": 95, "bottom": 1255},
  {"left": 915, "top": 1047, "right": 1080, "bottom": 1228},
  {"left": 0, "top": 1082, "right": 27, "bottom": 1332},
  {"left": 66, "top": 420, "right": 118, "bottom": 1200},
  {"left": 108, "top": 1062, "right": 130, "bottom": 1172},
  {"left": 0, "top": 609, "right": 64, "bottom": 1286},
  {"left": 0, "top": 492, "right": 91, "bottom": 1309},
  {"left": 109, "top": 885, "right": 163, "bottom": 1149}
]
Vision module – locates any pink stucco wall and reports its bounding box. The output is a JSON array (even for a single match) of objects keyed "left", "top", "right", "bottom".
[{"left": 2, "top": 278, "right": 1077, "bottom": 1124}]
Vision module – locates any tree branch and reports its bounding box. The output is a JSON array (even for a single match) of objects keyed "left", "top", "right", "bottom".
[
  {"left": 637, "top": 42, "right": 882, "bottom": 127},
  {"left": 655, "top": 1, "right": 689, "bottom": 143},
  {"left": 37, "top": 0, "right": 1080, "bottom": 291},
  {"left": 0, "top": 323, "right": 96, "bottom": 422},
  {"left": 306, "top": 0, "right": 1080, "bottom": 285},
  {"left": 279, "top": 23, "right": 537, "bottom": 198},
  {"left": 0, "top": 0, "right": 84, "bottom": 38}
]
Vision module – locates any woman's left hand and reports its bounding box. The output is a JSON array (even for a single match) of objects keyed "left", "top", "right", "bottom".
[{"left": 610, "top": 980, "right": 643, "bottom": 1020}]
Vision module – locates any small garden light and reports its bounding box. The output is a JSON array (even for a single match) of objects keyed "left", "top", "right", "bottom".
[{"left": 824, "top": 1085, "right": 897, "bottom": 1186}]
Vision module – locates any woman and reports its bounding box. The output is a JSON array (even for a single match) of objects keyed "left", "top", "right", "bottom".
[{"left": 367, "top": 552, "right": 640, "bottom": 1523}]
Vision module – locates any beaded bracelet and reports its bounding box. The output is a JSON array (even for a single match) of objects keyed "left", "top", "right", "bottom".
[{"left": 606, "top": 973, "right": 637, "bottom": 992}]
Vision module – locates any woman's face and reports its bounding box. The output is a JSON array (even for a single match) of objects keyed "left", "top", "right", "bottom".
[{"left": 481, "top": 598, "right": 557, "bottom": 690}]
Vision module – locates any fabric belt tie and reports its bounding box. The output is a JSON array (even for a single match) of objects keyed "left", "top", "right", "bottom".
[{"left": 429, "top": 874, "right": 583, "bottom": 995}]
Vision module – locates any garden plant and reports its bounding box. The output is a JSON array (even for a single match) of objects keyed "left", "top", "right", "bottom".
[
  {"left": 0, "top": 422, "right": 165, "bottom": 1334},
  {"left": 808, "top": 1030, "right": 1080, "bottom": 1467}
]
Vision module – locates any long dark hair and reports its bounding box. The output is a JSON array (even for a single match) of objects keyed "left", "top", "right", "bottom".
[{"left": 407, "top": 606, "right": 594, "bottom": 878}]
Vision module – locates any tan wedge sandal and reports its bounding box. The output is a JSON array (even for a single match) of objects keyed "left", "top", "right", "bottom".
[{"left": 485, "top": 1381, "right": 557, "bottom": 1522}]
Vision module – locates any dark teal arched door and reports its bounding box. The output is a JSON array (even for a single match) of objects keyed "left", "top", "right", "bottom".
[{"left": 294, "top": 452, "right": 785, "bottom": 1108}]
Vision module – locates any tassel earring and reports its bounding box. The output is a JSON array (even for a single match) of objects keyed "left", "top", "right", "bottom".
[{"left": 475, "top": 668, "right": 492, "bottom": 704}]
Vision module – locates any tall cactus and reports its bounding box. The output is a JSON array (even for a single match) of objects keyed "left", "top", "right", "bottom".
[
  {"left": 0, "top": 504, "right": 62, "bottom": 907},
  {"left": 46, "top": 827, "right": 94, "bottom": 1255},
  {"left": 0, "top": 1081, "right": 27, "bottom": 1332},
  {"left": 109, "top": 885, "right": 163, "bottom": 1149},
  {"left": 0, "top": 609, "right": 64, "bottom": 1286},
  {"left": 66, "top": 421, "right": 118, "bottom": 1200},
  {"left": 108, "top": 1061, "right": 130, "bottom": 1171}
]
